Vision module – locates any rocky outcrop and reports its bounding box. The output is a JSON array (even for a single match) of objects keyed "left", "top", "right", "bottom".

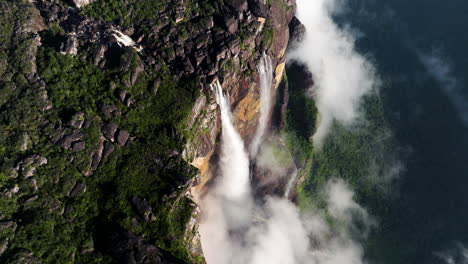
[
  {"left": 186, "top": 0, "right": 296, "bottom": 192},
  {"left": 0, "top": 0, "right": 298, "bottom": 262},
  {"left": 182, "top": 0, "right": 297, "bottom": 256},
  {"left": 71, "top": 0, "right": 95, "bottom": 8},
  {"left": 289, "top": 16, "right": 306, "bottom": 43}
]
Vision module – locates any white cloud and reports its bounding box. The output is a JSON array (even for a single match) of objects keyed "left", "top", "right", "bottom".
[
  {"left": 289, "top": 0, "right": 378, "bottom": 147},
  {"left": 418, "top": 49, "right": 468, "bottom": 126}
]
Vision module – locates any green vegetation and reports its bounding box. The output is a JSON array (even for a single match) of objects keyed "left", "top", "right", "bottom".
[
  {"left": 0, "top": 3, "right": 201, "bottom": 262},
  {"left": 282, "top": 63, "right": 396, "bottom": 215},
  {"left": 83, "top": 0, "right": 218, "bottom": 33},
  {"left": 261, "top": 19, "right": 275, "bottom": 49}
]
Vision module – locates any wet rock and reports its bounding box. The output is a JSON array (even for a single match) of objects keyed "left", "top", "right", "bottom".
[
  {"left": 69, "top": 182, "right": 87, "bottom": 197},
  {"left": 102, "top": 123, "right": 118, "bottom": 142},
  {"left": 130, "top": 196, "right": 154, "bottom": 222},
  {"left": 117, "top": 130, "right": 130, "bottom": 146},
  {"left": 289, "top": 16, "right": 305, "bottom": 43}
]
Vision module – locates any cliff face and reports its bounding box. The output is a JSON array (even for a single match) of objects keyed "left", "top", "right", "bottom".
[
  {"left": 186, "top": 0, "right": 296, "bottom": 190},
  {"left": 0, "top": 0, "right": 298, "bottom": 263}
]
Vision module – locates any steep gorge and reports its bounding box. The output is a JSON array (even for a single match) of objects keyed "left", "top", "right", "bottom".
[{"left": 0, "top": 0, "right": 300, "bottom": 263}]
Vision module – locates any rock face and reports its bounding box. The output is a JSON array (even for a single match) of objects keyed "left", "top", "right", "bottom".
[
  {"left": 0, "top": 0, "right": 298, "bottom": 263},
  {"left": 71, "top": 0, "right": 95, "bottom": 8},
  {"left": 289, "top": 16, "right": 306, "bottom": 43}
]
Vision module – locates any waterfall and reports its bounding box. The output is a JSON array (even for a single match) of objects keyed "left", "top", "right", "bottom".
[
  {"left": 284, "top": 167, "right": 298, "bottom": 198},
  {"left": 250, "top": 53, "right": 274, "bottom": 157},
  {"left": 211, "top": 80, "right": 251, "bottom": 200},
  {"left": 200, "top": 81, "right": 253, "bottom": 264}
]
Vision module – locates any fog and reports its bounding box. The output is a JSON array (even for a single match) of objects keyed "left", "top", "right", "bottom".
[
  {"left": 434, "top": 242, "right": 468, "bottom": 264},
  {"left": 250, "top": 54, "right": 275, "bottom": 157},
  {"left": 418, "top": 49, "right": 468, "bottom": 127},
  {"left": 199, "top": 81, "right": 373, "bottom": 264},
  {"left": 289, "top": 0, "right": 378, "bottom": 147},
  {"left": 198, "top": 0, "right": 383, "bottom": 262}
]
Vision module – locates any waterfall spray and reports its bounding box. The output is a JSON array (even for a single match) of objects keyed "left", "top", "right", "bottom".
[
  {"left": 211, "top": 80, "right": 251, "bottom": 200},
  {"left": 250, "top": 53, "right": 274, "bottom": 157}
]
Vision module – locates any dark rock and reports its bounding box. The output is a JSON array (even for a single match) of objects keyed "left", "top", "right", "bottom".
[
  {"left": 229, "top": 0, "right": 248, "bottom": 12},
  {"left": 69, "top": 182, "right": 87, "bottom": 197},
  {"left": 96, "top": 226, "right": 186, "bottom": 264},
  {"left": 71, "top": 0, "right": 95, "bottom": 8},
  {"left": 92, "top": 44, "right": 107, "bottom": 66},
  {"left": 289, "top": 16, "right": 305, "bottom": 43},
  {"left": 72, "top": 141, "right": 85, "bottom": 151},
  {"left": 182, "top": 58, "right": 195, "bottom": 74},
  {"left": 86, "top": 137, "right": 105, "bottom": 175},
  {"left": 16, "top": 154, "right": 48, "bottom": 178},
  {"left": 200, "top": 16, "right": 214, "bottom": 29},
  {"left": 130, "top": 59, "right": 144, "bottom": 86},
  {"left": 117, "top": 130, "right": 130, "bottom": 146},
  {"left": 194, "top": 49, "right": 206, "bottom": 66},
  {"left": 248, "top": 0, "right": 267, "bottom": 17},
  {"left": 100, "top": 103, "right": 119, "bottom": 119},
  {"left": 195, "top": 33, "right": 210, "bottom": 49},
  {"left": 0, "top": 221, "right": 17, "bottom": 232},
  {"left": 58, "top": 132, "right": 84, "bottom": 149},
  {"left": 216, "top": 45, "right": 228, "bottom": 61},
  {"left": 119, "top": 89, "right": 129, "bottom": 103},
  {"left": 125, "top": 97, "right": 134, "bottom": 107},
  {"left": 102, "top": 141, "right": 115, "bottom": 161},
  {"left": 69, "top": 112, "right": 85, "bottom": 129},
  {"left": 63, "top": 203, "right": 73, "bottom": 216},
  {"left": 228, "top": 37, "right": 241, "bottom": 55},
  {"left": 0, "top": 238, "right": 8, "bottom": 256},
  {"left": 224, "top": 16, "right": 239, "bottom": 34},
  {"left": 60, "top": 34, "right": 78, "bottom": 56},
  {"left": 175, "top": 46, "right": 185, "bottom": 58},
  {"left": 102, "top": 123, "right": 118, "bottom": 142},
  {"left": 24, "top": 195, "right": 38, "bottom": 204},
  {"left": 2, "top": 249, "right": 40, "bottom": 264},
  {"left": 130, "top": 196, "right": 154, "bottom": 222}
]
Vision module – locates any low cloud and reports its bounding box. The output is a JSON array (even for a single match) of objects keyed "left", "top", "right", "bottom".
[
  {"left": 434, "top": 242, "right": 468, "bottom": 264},
  {"left": 289, "top": 0, "right": 379, "bottom": 147},
  {"left": 418, "top": 49, "right": 468, "bottom": 127}
]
